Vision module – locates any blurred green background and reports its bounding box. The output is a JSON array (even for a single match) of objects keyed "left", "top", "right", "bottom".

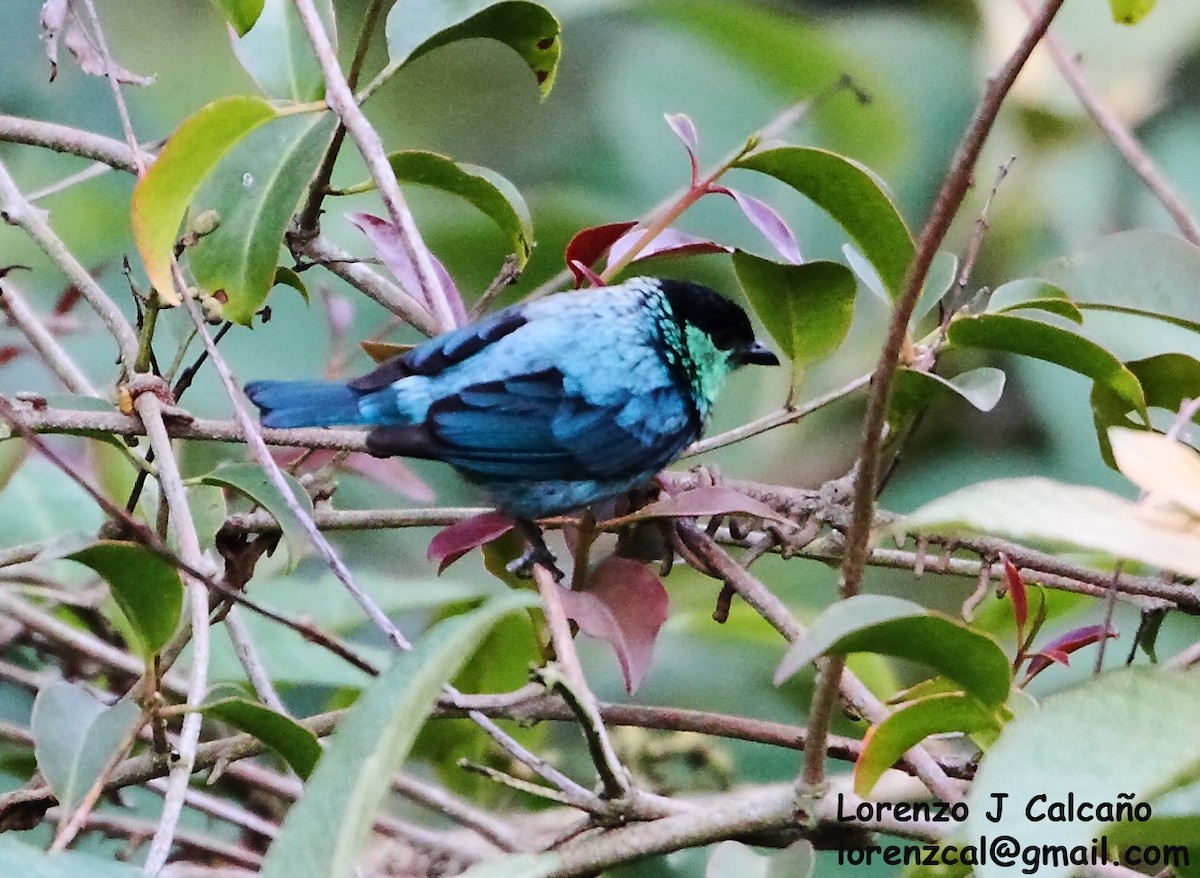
[{"left": 4, "top": 1, "right": 1200, "bottom": 874}]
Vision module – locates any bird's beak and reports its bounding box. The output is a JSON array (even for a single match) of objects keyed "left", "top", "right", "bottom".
[{"left": 740, "top": 341, "right": 780, "bottom": 366}]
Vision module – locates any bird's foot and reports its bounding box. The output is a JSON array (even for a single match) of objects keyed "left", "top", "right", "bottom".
[
  {"left": 508, "top": 520, "right": 564, "bottom": 581},
  {"left": 506, "top": 543, "right": 564, "bottom": 581}
]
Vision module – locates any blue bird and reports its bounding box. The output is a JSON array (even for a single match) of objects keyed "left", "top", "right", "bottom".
[{"left": 244, "top": 277, "right": 779, "bottom": 575}]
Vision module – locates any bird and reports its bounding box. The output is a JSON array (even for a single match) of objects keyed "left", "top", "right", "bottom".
[{"left": 244, "top": 276, "right": 779, "bottom": 576}]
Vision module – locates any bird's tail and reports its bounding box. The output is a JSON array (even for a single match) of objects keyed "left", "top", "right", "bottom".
[{"left": 244, "top": 380, "right": 367, "bottom": 428}]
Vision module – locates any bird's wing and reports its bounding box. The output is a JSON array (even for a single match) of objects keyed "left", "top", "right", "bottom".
[
  {"left": 349, "top": 307, "right": 528, "bottom": 393},
  {"left": 368, "top": 367, "right": 697, "bottom": 481}
]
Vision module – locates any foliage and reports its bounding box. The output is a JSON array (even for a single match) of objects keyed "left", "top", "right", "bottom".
[{"left": 2, "top": 1, "right": 1200, "bottom": 877}]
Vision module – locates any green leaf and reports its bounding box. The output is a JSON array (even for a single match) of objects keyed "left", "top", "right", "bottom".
[
  {"left": 856, "top": 694, "right": 1001, "bottom": 796},
  {"left": 775, "top": 595, "right": 1011, "bottom": 706},
  {"left": 891, "top": 367, "right": 1007, "bottom": 420},
  {"left": 201, "top": 689, "right": 321, "bottom": 779},
  {"left": 230, "top": 0, "right": 334, "bottom": 100},
  {"left": 912, "top": 250, "right": 958, "bottom": 323},
  {"left": 211, "top": 0, "right": 265, "bottom": 36},
  {"left": 966, "top": 668, "right": 1200, "bottom": 878},
  {"left": 734, "top": 147, "right": 913, "bottom": 299},
  {"left": 31, "top": 682, "right": 141, "bottom": 813},
  {"left": 258, "top": 592, "right": 539, "bottom": 878},
  {"left": 899, "top": 476, "right": 1200, "bottom": 579},
  {"left": 384, "top": 1, "right": 561, "bottom": 98},
  {"left": 705, "top": 841, "right": 814, "bottom": 878},
  {"left": 1045, "top": 228, "right": 1200, "bottom": 326},
  {"left": 340, "top": 151, "right": 533, "bottom": 267},
  {"left": 987, "top": 278, "right": 1083, "bottom": 323},
  {"left": 132, "top": 96, "right": 278, "bottom": 302},
  {"left": 732, "top": 254, "right": 856, "bottom": 368},
  {"left": 1109, "top": 0, "right": 1157, "bottom": 25},
  {"left": 188, "top": 112, "right": 336, "bottom": 325},
  {"left": 187, "top": 484, "right": 228, "bottom": 551},
  {"left": 1092, "top": 354, "right": 1200, "bottom": 467},
  {"left": 947, "top": 311, "right": 1146, "bottom": 417},
  {"left": 68, "top": 541, "right": 183, "bottom": 656},
  {"left": 0, "top": 837, "right": 144, "bottom": 878},
  {"left": 272, "top": 265, "right": 310, "bottom": 303},
  {"left": 199, "top": 463, "right": 313, "bottom": 570},
  {"left": 457, "top": 855, "right": 563, "bottom": 878}
]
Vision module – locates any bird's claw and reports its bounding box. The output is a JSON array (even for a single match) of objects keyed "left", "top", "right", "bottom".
[{"left": 506, "top": 544, "right": 564, "bottom": 581}]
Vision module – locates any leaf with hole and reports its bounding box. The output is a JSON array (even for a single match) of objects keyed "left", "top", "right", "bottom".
[
  {"left": 735, "top": 147, "right": 913, "bottom": 298},
  {"left": 775, "top": 595, "right": 1011, "bottom": 706},
  {"left": 32, "top": 682, "right": 141, "bottom": 813},
  {"left": 188, "top": 112, "right": 336, "bottom": 325},
  {"left": 133, "top": 96, "right": 278, "bottom": 303},
  {"left": 199, "top": 463, "right": 312, "bottom": 571},
  {"left": 385, "top": 0, "right": 561, "bottom": 98},
  {"left": 733, "top": 254, "right": 855, "bottom": 370},
  {"left": 257, "top": 592, "right": 539, "bottom": 878},
  {"left": 68, "top": 541, "right": 183, "bottom": 656}
]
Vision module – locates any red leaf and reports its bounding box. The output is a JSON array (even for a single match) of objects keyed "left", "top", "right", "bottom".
[
  {"left": 717, "top": 187, "right": 803, "bottom": 265},
  {"left": 664, "top": 112, "right": 700, "bottom": 183},
  {"left": 605, "top": 227, "right": 730, "bottom": 272},
  {"left": 347, "top": 212, "right": 466, "bottom": 325},
  {"left": 999, "top": 552, "right": 1027, "bottom": 641},
  {"left": 0, "top": 346, "right": 25, "bottom": 367},
  {"left": 1024, "top": 624, "right": 1118, "bottom": 679},
  {"left": 559, "top": 557, "right": 668, "bottom": 693},
  {"left": 620, "top": 486, "right": 791, "bottom": 526},
  {"left": 564, "top": 221, "right": 637, "bottom": 286},
  {"left": 427, "top": 512, "right": 515, "bottom": 573}
]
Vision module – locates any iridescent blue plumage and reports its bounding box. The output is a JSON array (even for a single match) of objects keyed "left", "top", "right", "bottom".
[{"left": 245, "top": 277, "right": 778, "bottom": 520}]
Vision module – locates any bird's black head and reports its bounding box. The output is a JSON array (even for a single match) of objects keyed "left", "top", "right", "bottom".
[{"left": 657, "top": 278, "right": 780, "bottom": 366}]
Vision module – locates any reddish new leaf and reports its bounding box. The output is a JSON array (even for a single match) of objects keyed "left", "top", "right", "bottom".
[
  {"left": 1024, "top": 624, "right": 1118, "bottom": 680},
  {"left": 427, "top": 512, "right": 515, "bottom": 573},
  {"left": 564, "top": 221, "right": 637, "bottom": 286},
  {"left": 53, "top": 282, "right": 83, "bottom": 317},
  {"left": 999, "top": 552, "right": 1027, "bottom": 644},
  {"left": 347, "top": 212, "right": 466, "bottom": 325},
  {"left": 664, "top": 112, "right": 700, "bottom": 183},
  {"left": 622, "top": 486, "right": 791, "bottom": 526},
  {"left": 559, "top": 557, "right": 668, "bottom": 693},
  {"left": 717, "top": 187, "right": 803, "bottom": 265},
  {"left": 605, "top": 227, "right": 730, "bottom": 272}
]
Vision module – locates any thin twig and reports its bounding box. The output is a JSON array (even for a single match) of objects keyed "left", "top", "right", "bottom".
[
  {"left": 0, "top": 278, "right": 97, "bottom": 395},
  {"left": 0, "top": 113, "right": 151, "bottom": 172},
  {"left": 1014, "top": 0, "right": 1200, "bottom": 245},
  {"left": 292, "top": 0, "right": 456, "bottom": 331},
  {"left": 805, "top": 0, "right": 1068, "bottom": 794}
]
